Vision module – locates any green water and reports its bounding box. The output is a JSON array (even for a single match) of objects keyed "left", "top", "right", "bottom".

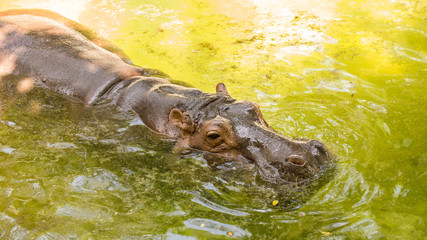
[{"left": 0, "top": 0, "right": 426, "bottom": 239}]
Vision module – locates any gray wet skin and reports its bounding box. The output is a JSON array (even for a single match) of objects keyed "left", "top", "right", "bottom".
[{"left": 0, "top": 9, "right": 330, "bottom": 184}]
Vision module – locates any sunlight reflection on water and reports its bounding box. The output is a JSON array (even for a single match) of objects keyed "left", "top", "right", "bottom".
[
  {"left": 16, "top": 0, "right": 88, "bottom": 20},
  {"left": 0, "top": 0, "right": 425, "bottom": 239}
]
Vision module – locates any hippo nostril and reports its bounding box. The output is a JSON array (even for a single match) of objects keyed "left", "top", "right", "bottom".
[
  {"left": 286, "top": 155, "right": 306, "bottom": 166},
  {"left": 308, "top": 139, "right": 327, "bottom": 155}
]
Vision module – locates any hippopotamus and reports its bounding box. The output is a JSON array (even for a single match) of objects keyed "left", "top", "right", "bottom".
[{"left": 0, "top": 9, "right": 330, "bottom": 184}]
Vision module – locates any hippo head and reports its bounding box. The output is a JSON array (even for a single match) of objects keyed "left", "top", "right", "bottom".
[{"left": 168, "top": 83, "right": 330, "bottom": 184}]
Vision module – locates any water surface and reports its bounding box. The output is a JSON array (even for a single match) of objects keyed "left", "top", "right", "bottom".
[{"left": 0, "top": 0, "right": 426, "bottom": 239}]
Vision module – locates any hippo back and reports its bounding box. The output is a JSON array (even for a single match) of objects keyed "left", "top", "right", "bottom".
[
  {"left": 0, "top": 9, "right": 144, "bottom": 104},
  {"left": 0, "top": 9, "right": 131, "bottom": 61}
]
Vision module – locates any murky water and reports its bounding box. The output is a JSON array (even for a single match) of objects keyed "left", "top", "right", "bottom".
[{"left": 0, "top": 0, "right": 426, "bottom": 239}]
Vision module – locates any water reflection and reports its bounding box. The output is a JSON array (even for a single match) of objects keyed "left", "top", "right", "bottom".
[
  {"left": 1, "top": 146, "right": 16, "bottom": 154},
  {"left": 56, "top": 204, "right": 113, "bottom": 222},
  {"left": 0, "top": 0, "right": 426, "bottom": 239},
  {"left": 395, "top": 45, "right": 427, "bottom": 62},
  {"left": 189, "top": 191, "right": 250, "bottom": 216},
  {"left": 71, "top": 168, "right": 129, "bottom": 193},
  {"left": 184, "top": 218, "right": 252, "bottom": 238},
  {"left": 14, "top": 0, "right": 89, "bottom": 20}
]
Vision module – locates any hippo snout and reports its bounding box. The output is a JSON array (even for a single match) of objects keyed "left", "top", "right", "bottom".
[
  {"left": 246, "top": 137, "right": 330, "bottom": 184},
  {"left": 269, "top": 155, "right": 321, "bottom": 183}
]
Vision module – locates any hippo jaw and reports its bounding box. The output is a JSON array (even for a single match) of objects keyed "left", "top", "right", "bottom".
[{"left": 168, "top": 83, "right": 330, "bottom": 184}]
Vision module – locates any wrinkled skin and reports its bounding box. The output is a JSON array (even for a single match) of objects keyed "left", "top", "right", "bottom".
[{"left": 0, "top": 9, "right": 330, "bottom": 184}]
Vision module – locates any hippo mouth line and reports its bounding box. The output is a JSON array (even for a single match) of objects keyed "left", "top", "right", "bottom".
[{"left": 201, "top": 150, "right": 320, "bottom": 184}]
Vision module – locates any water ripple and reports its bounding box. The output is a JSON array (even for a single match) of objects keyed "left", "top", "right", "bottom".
[
  {"left": 71, "top": 168, "right": 129, "bottom": 193},
  {"left": 55, "top": 204, "right": 113, "bottom": 222},
  {"left": 46, "top": 142, "right": 77, "bottom": 149},
  {"left": 189, "top": 191, "right": 249, "bottom": 217},
  {"left": 394, "top": 46, "right": 427, "bottom": 63},
  {"left": 184, "top": 218, "right": 252, "bottom": 238}
]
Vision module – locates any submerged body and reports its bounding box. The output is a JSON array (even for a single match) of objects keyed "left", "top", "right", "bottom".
[{"left": 0, "top": 9, "right": 330, "bottom": 184}]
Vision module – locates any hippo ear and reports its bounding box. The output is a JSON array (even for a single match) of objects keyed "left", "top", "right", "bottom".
[
  {"left": 169, "top": 108, "right": 193, "bottom": 132},
  {"left": 216, "top": 83, "right": 229, "bottom": 95}
]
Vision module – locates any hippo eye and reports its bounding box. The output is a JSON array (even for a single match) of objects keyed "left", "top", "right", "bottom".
[
  {"left": 205, "top": 130, "right": 224, "bottom": 146},
  {"left": 207, "top": 132, "right": 220, "bottom": 140}
]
